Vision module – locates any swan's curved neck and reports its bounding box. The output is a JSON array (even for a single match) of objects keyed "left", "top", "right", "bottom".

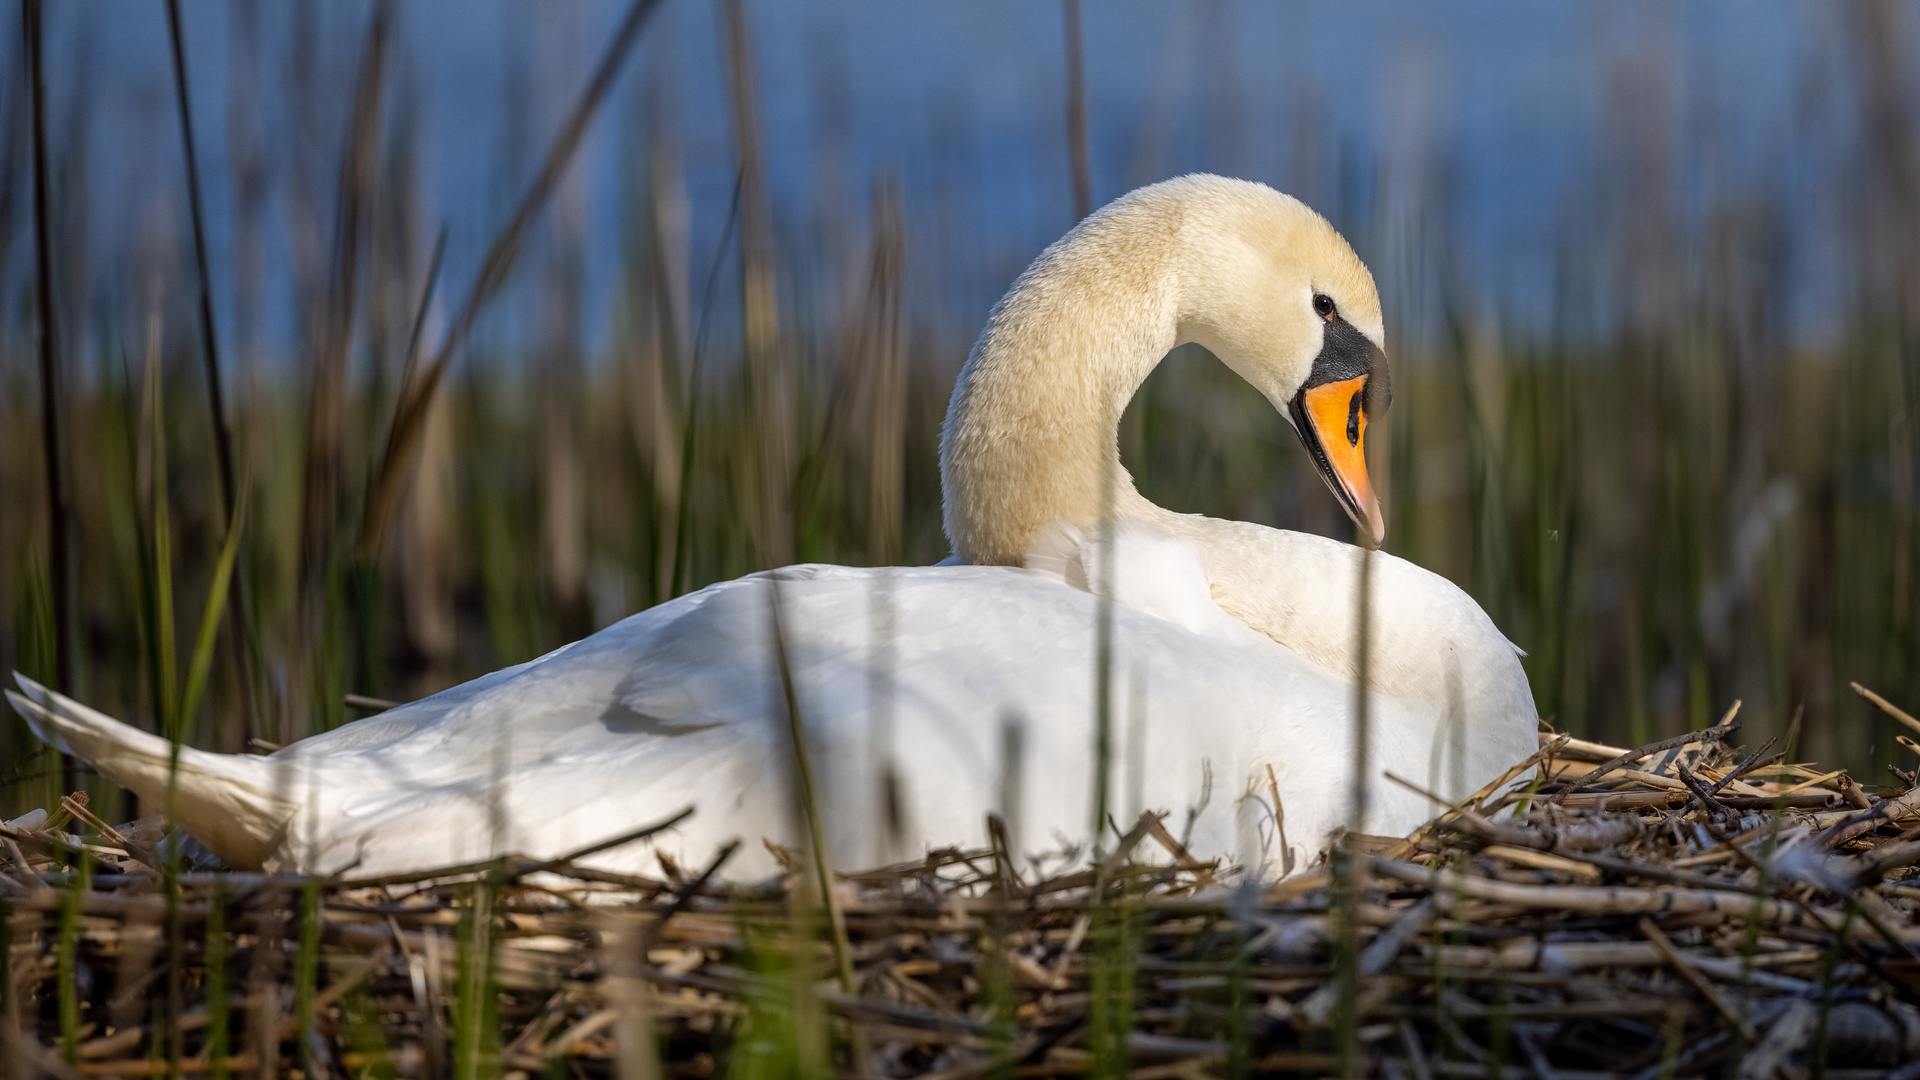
[{"left": 941, "top": 214, "right": 1185, "bottom": 565}]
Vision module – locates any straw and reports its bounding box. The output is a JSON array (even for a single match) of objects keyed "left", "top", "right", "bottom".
[{"left": 15, "top": 725, "right": 1920, "bottom": 1076}]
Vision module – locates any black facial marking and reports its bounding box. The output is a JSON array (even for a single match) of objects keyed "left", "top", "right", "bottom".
[
  {"left": 1288, "top": 309, "right": 1388, "bottom": 533},
  {"left": 1300, "top": 314, "right": 1390, "bottom": 416}
]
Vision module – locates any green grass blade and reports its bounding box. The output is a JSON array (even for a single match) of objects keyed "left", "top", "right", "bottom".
[
  {"left": 453, "top": 874, "right": 501, "bottom": 1080},
  {"left": 144, "top": 331, "right": 180, "bottom": 745},
  {"left": 180, "top": 490, "right": 249, "bottom": 736}
]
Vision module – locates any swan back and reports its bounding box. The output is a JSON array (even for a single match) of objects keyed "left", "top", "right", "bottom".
[
  {"left": 1025, "top": 520, "right": 1264, "bottom": 644},
  {"left": 1130, "top": 501, "right": 1537, "bottom": 784}
]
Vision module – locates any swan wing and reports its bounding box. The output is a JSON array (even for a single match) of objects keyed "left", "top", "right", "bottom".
[{"left": 14, "top": 564, "right": 1452, "bottom": 880}]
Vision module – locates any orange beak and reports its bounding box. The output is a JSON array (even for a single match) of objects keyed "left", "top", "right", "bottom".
[{"left": 1292, "top": 374, "right": 1385, "bottom": 544}]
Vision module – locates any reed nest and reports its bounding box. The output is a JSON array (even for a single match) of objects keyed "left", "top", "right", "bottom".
[{"left": 9, "top": 712, "right": 1920, "bottom": 1079}]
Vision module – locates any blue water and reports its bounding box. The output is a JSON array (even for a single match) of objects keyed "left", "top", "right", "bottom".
[{"left": 34, "top": 1, "right": 1875, "bottom": 366}]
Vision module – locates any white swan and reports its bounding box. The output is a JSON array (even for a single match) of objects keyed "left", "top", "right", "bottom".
[{"left": 8, "top": 175, "right": 1536, "bottom": 881}]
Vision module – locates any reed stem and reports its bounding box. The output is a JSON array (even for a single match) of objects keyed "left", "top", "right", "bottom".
[
  {"left": 363, "top": 0, "right": 665, "bottom": 558},
  {"left": 163, "top": 0, "right": 238, "bottom": 517},
  {"left": 1336, "top": 540, "right": 1375, "bottom": 1079},
  {"left": 23, "top": 0, "right": 75, "bottom": 787},
  {"left": 719, "top": 0, "right": 792, "bottom": 570},
  {"left": 1062, "top": 0, "right": 1091, "bottom": 221},
  {"left": 766, "top": 576, "right": 856, "bottom": 995}
]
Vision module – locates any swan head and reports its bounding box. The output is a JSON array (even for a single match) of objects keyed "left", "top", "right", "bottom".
[
  {"left": 1168, "top": 177, "right": 1390, "bottom": 543},
  {"left": 942, "top": 174, "right": 1391, "bottom": 564}
]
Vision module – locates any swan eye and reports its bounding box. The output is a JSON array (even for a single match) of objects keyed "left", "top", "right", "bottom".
[{"left": 1312, "top": 294, "right": 1336, "bottom": 319}]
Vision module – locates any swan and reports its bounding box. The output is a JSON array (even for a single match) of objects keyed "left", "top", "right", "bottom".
[{"left": 8, "top": 175, "right": 1536, "bottom": 882}]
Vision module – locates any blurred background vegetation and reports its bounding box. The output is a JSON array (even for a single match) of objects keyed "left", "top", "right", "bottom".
[{"left": 3, "top": 0, "right": 1918, "bottom": 820}]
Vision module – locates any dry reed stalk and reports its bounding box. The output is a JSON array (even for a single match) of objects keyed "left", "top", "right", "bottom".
[
  {"left": 866, "top": 572, "right": 901, "bottom": 866},
  {"left": 796, "top": 174, "right": 902, "bottom": 569},
  {"left": 1638, "top": 916, "right": 1757, "bottom": 1043},
  {"left": 298, "top": 0, "right": 393, "bottom": 622},
  {"left": 596, "top": 910, "right": 662, "bottom": 1080},
  {"left": 719, "top": 0, "right": 793, "bottom": 570},
  {"left": 1452, "top": 808, "right": 1640, "bottom": 854},
  {"left": 764, "top": 576, "right": 856, "bottom": 995},
  {"left": 1551, "top": 704, "right": 1740, "bottom": 803},
  {"left": 539, "top": 83, "right": 591, "bottom": 640},
  {"left": 1332, "top": 538, "right": 1376, "bottom": 1079},
  {"left": 18, "top": 745, "right": 1920, "bottom": 1080},
  {"left": 666, "top": 172, "right": 744, "bottom": 599},
  {"left": 360, "top": 0, "right": 665, "bottom": 560},
  {"left": 627, "top": 76, "right": 689, "bottom": 602},
  {"left": 863, "top": 176, "right": 906, "bottom": 565},
  {"left": 23, "top": 0, "right": 74, "bottom": 727},
  {"left": 162, "top": 0, "right": 238, "bottom": 519},
  {"left": 384, "top": 232, "right": 456, "bottom": 690},
  {"left": 214, "top": 1, "right": 272, "bottom": 752},
  {"left": 1853, "top": 681, "right": 1920, "bottom": 736},
  {"left": 1062, "top": 0, "right": 1091, "bottom": 221},
  {"left": 222, "top": 0, "right": 265, "bottom": 381},
  {"left": 998, "top": 717, "right": 1026, "bottom": 870},
  {"left": 1091, "top": 479, "right": 1117, "bottom": 870}
]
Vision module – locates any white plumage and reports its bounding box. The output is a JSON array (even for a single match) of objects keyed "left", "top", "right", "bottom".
[{"left": 8, "top": 175, "right": 1538, "bottom": 881}]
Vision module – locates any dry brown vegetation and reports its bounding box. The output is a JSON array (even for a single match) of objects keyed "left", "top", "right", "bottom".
[{"left": 10, "top": 720, "right": 1920, "bottom": 1077}]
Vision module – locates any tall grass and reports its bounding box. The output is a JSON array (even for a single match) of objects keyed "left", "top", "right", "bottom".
[
  {"left": 23, "top": 0, "right": 73, "bottom": 806},
  {"left": 1, "top": 2, "right": 1917, "bottom": 830}
]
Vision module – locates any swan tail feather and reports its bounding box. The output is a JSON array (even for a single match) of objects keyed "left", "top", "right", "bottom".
[{"left": 7, "top": 674, "right": 294, "bottom": 868}]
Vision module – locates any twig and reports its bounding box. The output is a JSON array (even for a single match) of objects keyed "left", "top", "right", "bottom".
[
  {"left": 1548, "top": 850, "right": 1765, "bottom": 894},
  {"left": 1298, "top": 899, "right": 1431, "bottom": 1026},
  {"left": 510, "top": 806, "right": 696, "bottom": 878},
  {"left": 1470, "top": 735, "right": 1571, "bottom": 815},
  {"left": 343, "top": 693, "right": 400, "bottom": 712},
  {"left": 1852, "top": 682, "right": 1920, "bottom": 736},
  {"left": 1550, "top": 706, "right": 1740, "bottom": 805},
  {"left": 1369, "top": 857, "right": 1831, "bottom": 931},
  {"left": 1709, "top": 737, "right": 1777, "bottom": 795},
  {"left": 57, "top": 797, "right": 158, "bottom": 869},
  {"left": 1813, "top": 788, "right": 1920, "bottom": 851},
  {"left": 1735, "top": 1000, "right": 1814, "bottom": 1080},
  {"left": 1675, "top": 765, "right": 1733, "bottom": 823},
  {"left": 336, "top": 808, "right": 691, "bottom": 888},
  {"left": 1638, "top": 917, "right": 1756, "bottom": 1043},
  {"left": 2, "top": 835, "right": 45, "bottom": 887},
  {"left": 1452, "top": 808, "right": 1641, "bottom": 854},
  {"left": 1142, "top": 813, "right": 1205, "bottom": 872},
  {"left": 1374, "top": 737, "right": 1570, "bottom": 862},
  {"left": 1099, "top": 811, "right": 1167, "bottom": 875},
  {"left": 641, "top": 839, "right": 740, "bottom": 952}
]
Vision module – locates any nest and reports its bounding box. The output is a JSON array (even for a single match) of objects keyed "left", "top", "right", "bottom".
[{"left": 7, "top": 713, "right": 1920, "bottom": 1079}]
